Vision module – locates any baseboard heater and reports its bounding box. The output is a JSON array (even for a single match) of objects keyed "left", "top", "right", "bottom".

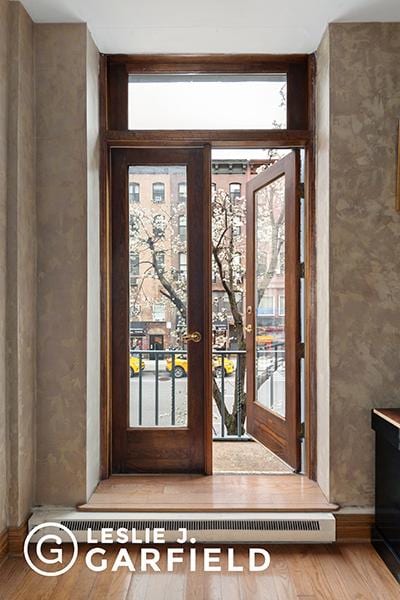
[{"left": 29, "top": 510, "right": 336, "bottom": 543}]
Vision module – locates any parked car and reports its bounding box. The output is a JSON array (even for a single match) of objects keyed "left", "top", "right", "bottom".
[
  {"left": 256, "top": 334, "right": 274, "bottom": 347},
  {"left": 130, "top": 355, "right": 145, "bottom": 377},
  {"left": 165, "top": 354, "right": 235, "bottom": 378}
]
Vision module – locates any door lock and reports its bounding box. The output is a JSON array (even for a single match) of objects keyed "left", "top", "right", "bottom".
[
  {"left": 245, "top": 324, "right": 253, "bottom": 333},
  {"left": 182, "top": 331, "right": 202, "bottom": 343}
]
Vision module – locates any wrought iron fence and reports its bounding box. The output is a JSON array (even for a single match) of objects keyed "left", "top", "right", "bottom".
[{"left": 129, "top": 344, "right": 285, "bottom": 437}]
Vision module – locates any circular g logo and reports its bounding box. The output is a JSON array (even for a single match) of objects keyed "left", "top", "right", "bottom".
[{"left": 24, "top": 522, "right": 78, "bottom": 577}]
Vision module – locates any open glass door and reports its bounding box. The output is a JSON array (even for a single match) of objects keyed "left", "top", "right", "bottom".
[
  {"left": 111, "top": 147, "right": 211, "bottom": 473},
  {"left": 246, "top": 151, "right": 301, "bottom": 470}
]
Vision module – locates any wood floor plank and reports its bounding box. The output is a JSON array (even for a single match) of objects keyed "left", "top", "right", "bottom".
[
  {"left": 267, "top": 547, "right": 299, "bottom": 600},
  {"left": 0, "top": 544, "right": 398, "bottom": 600},
  {"left": 340, "top": 544, "right": 400, "bottom": 600}
]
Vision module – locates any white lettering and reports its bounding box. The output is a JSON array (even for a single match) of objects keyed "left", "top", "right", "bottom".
[
  {"left": 111, "top": 548, "right": 136, "bottom": 572},
  {"left": 141, "top": 548, "right": 161, "bottom": 571},
  {"left": 249, "top": 548, "right": 270, "bottom": 572},
  {"left": 203, "top": 548, "right": 221, "bottom": 572},
  {"left": 85, "top": 548, "right": 107, "bottom": 572}
]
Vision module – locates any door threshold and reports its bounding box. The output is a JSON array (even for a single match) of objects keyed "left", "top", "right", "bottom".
[{"left": 78, "top": 473, "right": 338, "bottom": 513}]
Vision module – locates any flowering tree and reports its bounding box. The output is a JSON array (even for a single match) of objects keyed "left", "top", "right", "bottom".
[
  {"left": 211, "top": 172, "right": 285, "bottom": 434},
  {"left": 129, "top": 162, "right": 286, "bottom": 435}
]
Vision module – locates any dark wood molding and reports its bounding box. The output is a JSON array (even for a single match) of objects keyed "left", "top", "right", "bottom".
[
  {"left": 105, "top": 129, "right": 311, "bottom": 149},
  {"left": 8, "top": 517, "right": 29, "bottom": 556},
  {"left": 104, "top": 53, "right": 310, "bottom": 132},
  {"left": 107, "top": 53, "right": 310, "bottom": 70},
  {"left": 202, "top": 144, "right": 213, "bottom": 475},
  {"left": 100, "top": 54, "right": 112, "bottom": 479},
  {"left": 0, "top": 528, "right": 8, "bottom": 565},
  {"left": 100, "top": 52, "right": 317, "bottom": 479},
  {"left": 304, "top": 53, "right": 317, "bottom": 480},
  {"left": 335, "top": 513, "right": 374, "bottom": 543}
]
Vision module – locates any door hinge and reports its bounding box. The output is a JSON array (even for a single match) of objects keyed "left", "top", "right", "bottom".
[
  {"left": 298, "top": 421, "right": 305, "bottom": 439},
  {"left": 297, "top": 182, "right": 305, "bottom": 198},
  {"left": 298, "top": 342, "right": 305, "bottom": 358},
  {"left": 299, "top": 262, "right": 305, "bottom": 278}
]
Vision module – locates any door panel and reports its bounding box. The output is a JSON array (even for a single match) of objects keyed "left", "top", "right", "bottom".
[
  {"left": 111, "top": 147, "right": 211, "bottom": 473},
  {"left": 246, "top": 151, "right": 301, "bottom": 470}
]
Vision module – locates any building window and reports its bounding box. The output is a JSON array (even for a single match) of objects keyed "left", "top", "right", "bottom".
[
  {"left": 178, "top": 252, "right": 187, "bottom": 276},
  {"left": 279, "top": 295, "right": 285, "bottom": 316},
  {"left": 130, "top": 251, "right": 139, "bottom": 276},
  {"left": 129, "top": 182, "right": 140, "bottom": 203},
  {"left": 258, "top": 294, "right": 275, "bottom": 316},
  {"left": 155, "top": 251, "right": 165, "bottom": 272},
  {"left": 178, "top": 182, "right": 187, "bottom": 202},
  {"left": 152, "top": 303, "right": 166, "bottom": 321},
  {"left": 229, "top": 182, "right": 241, "bottom": 201},
  {"left": 153, "top": 214, "right": 166, "bottom": 236},
  {"left": 152, "top": 182, "right": 165, "bottom": 203},
  {"left": 178, "top": 214, "right": 186, "bottom": 241}
]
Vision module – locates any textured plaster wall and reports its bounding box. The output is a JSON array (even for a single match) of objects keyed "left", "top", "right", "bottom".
[
  {"left": 35, "top": 24, "right": 100, "bottom": 506},
  {"left": 6, "top": 1, "right": 36, "bottom": 527},
  {"left": 0, "top": 0, "right": 9, "bottom": 533},
  {"left": 316, "top": 23, "right": 400, "bottom": 507},
  {"left": 36, "top": 24, "right": 88, "bottom": 505}
]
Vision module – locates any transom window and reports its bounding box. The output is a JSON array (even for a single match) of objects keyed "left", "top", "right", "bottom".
[{"left": 128, "top": 74, "right": 287, "bottom": 130}]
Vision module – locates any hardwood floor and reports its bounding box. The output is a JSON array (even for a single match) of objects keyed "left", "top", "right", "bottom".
[
  {"left": 1, "top": 544, "right": 399, "bottom": 599},
  {"left": 79, "top": 474, "right": 338, "bottom": 512}
]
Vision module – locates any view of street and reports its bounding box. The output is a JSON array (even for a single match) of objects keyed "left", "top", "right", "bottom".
[{"left": 129, "top": 358, "right": 285, "bottom": 431}]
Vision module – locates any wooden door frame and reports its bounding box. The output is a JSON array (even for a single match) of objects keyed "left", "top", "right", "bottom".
[{"left": 99, "top": 53, "right": 316, "bottom": 480}]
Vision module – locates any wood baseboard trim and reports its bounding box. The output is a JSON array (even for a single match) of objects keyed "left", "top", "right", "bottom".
[
  {"left": 0, "top": 528, "right": 8, "bottom": 565},
  {"left": 8, "top": 516, "right": 30, "bottom": 556},
  {"left": 335, "top": 513, "right": 374, "bottom": 543}
]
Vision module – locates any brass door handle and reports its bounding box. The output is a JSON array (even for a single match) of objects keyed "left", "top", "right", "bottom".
[
  {"left": 183, "top": 331, "right": 202, "bottom": 343},
  {"left": 245, "top": 324, "right": 253, "bottom": 333}
]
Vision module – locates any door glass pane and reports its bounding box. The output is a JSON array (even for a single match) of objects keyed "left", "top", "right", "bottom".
[
  {"left": 128, "top": 165, "right": 188, "bottom": 427},
  {"left": 255, "top": 175, "right": 286, "bottom": 417},
  {"left": 129, "top": 74, "right": 287, "bottom": 130}
]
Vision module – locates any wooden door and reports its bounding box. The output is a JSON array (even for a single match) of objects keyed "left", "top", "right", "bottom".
[
  {"left": 111, "top": 147, "right": 211, "bottom": 473},
  {"left": 246, "top": 151, "right": 301, "bottom": 470}
]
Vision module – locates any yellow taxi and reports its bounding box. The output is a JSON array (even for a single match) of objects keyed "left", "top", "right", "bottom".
[
  {"left": 256, "top": 334, "right": 274, "bottom": 347},
  {"left": 130, "top": 355, "right": 145, "bottom": 377},
  {"left": 166, "top": 354, "right": 235, "bottom": 378}
]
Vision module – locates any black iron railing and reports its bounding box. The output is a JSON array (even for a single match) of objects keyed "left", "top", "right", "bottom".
[{"left": 129, "top": 345, "right": 285, "bottom": 437}]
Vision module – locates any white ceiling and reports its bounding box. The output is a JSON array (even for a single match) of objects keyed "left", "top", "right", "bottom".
[{"left": 20, "top": 0, "right": 400, "bottom": 54}]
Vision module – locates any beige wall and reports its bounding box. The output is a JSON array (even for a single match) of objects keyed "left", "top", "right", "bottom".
[
  {"left": 0, "top": 10, "right": 100, "bottom": 522},
  {"left": 0, "top": 0, "right": 9, "bottom": 533},
  {"left": 0, "top": 0, "right": 36, "bottom": 532},
  {"left": 7, "top": 1, "right": 36, "bottom": 527},
  {"left": 316, "top": 23, "right": 400, "bottom": 507},
  {"left": 35, "top": 23, "right": 100, "bottom": 506}
]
